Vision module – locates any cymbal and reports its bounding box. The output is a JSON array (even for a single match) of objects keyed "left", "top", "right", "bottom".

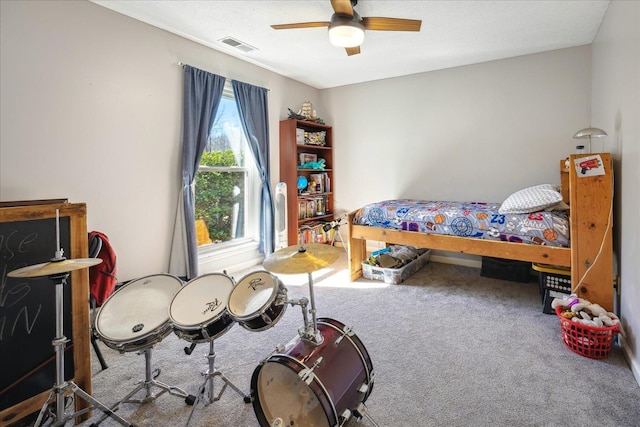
[
  {"left": 7, "top": 258, "right": 103, "bottom": 278},
  {"left": 263, "top": 243, "right": 340, "bottom": 274}
]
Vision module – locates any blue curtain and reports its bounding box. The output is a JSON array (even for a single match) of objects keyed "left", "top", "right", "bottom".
[
  {"left": 170, "top": 66, "right": 225, "bottom": 279},
  {"left": 232, "top": 80, "right": 274, "bottom": 255}
]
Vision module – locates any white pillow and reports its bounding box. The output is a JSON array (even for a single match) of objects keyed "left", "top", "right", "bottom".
[
  {"left": 499, "top": 184, "right": 563, "bottom": 214},
  {"left": 544, "top": 200, "right": 570, "bottom": 211}
]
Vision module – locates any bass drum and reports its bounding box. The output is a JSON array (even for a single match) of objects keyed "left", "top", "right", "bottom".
[
  {"left": 95, "top": 274, "right": 183, "bottom": 352},
  {"left": 169, "top": 273, "right": 235, "bottom": 343},
  {"left": 250, "top": 318, "right": 374, "bottom": 427}
]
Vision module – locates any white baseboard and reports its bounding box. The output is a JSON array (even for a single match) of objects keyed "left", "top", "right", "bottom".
[
  {"left": 619, "top": 334, "right": 640, "bottom": 388},
  {"left": 429, "top": 253, "right": 482, "bottom": 268}
]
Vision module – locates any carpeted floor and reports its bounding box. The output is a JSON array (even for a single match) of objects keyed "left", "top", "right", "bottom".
[{"left": 25, "top": 249, "right": 640, "bottom": 426}]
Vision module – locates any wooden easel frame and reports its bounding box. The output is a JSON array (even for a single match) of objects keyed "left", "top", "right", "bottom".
[{"left": 0, "top": 202, "right": 91, "bottom": 425}]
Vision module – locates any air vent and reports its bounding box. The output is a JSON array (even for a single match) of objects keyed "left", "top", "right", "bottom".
[{"left": 219, "top": 37, "right": 257, "bottom": 53}]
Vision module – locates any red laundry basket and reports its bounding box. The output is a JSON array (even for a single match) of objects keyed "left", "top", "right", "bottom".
[{"left": 555, "top": 306, "right": 619, "bottom": 359}]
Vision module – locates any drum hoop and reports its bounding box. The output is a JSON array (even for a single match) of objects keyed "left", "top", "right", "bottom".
[
  {"left": 95, "top": 273, "right": 182, "bottom": 343},
  {"left": 263, "top": 353, "right": 339, "bottom": 426},
  {"left": 99, "top": 273, "right": 182, "bottom": 307},
  {"left": 229, "top": 271, "right": 280, "bottom": 319},
  {"left": 169, "top": 273, "right": 234, "bottom": 329},
  {"left": 170, "top": 309, "right": 231, "bottom": 331}
]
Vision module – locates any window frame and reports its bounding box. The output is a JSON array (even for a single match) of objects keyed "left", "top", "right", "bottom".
[{"left": 196, "top": 82, "right": 261, "bottom": 265}]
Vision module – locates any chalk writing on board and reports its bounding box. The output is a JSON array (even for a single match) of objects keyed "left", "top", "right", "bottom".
[{"left": 0, "top": 230, "right": 43, "bottom": 341}]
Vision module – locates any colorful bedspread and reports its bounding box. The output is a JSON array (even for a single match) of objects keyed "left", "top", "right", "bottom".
[{"left": 352, "top": 200, "right": 570, "bottom": 247}]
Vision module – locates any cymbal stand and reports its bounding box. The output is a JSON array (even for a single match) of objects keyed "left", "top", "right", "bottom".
[
  {"left": 285, "top": 273, "right": 322, "bottom": 344},
  {"left": 33, "top": 272, "right": 133, "bottom": 427},
  {"left": 93, "top": 346, "right": 189, "bottom": 425},
  {"left": 184, "top": 339, "right": 250, "bottom": 427}
]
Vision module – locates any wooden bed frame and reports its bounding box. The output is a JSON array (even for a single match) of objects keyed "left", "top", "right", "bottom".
[{"left": 348, "top": 154, "right": 614, "bottom": 311}]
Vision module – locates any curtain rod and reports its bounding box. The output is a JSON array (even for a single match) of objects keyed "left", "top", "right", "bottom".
[{"left": 177, "top": 61, "right": 270, "bottom": 91}]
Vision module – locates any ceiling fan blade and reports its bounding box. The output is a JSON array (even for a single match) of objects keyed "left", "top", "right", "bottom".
[
  {"left": 345, "top": 46, "right": 361, "bottom": 56},
  {"left": 362, "top": 17, "right": 422, "bottom": 32},
  {"left": 331, "top": 0, "right": 354, "bottom": 17},
  {"left": 271, "top": 22, "right": 330, "bottom": 30}
]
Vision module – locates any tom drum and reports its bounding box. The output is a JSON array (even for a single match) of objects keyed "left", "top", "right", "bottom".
[
  {"left": 169, "top": 273, "right": 235, "bottom": 343},
  {"left": 228, "top": 270, "right": 287, "bottom": 332},
  {"left": 250, "top": 317, "right": 374, "bottom": 427},
  {"left": 95, "top": 273, "right": 183, "bottom": 353}
]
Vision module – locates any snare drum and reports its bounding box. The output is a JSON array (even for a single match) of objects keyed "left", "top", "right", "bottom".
[
  {"left": 250, "top": 318, "right": 374, "bottom": 427},
  {"left": 169, "top": 273, "right": 235, "bottom": 343},
  {"left": 95, "top": 274, "right": 183, "bottom": 353},
  {"left": 228, "top": 270, "right": 287, "bottom": 332}
]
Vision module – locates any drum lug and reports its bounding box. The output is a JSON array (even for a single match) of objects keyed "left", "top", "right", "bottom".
[
  {"left": 342, "top": 325, "right": 355, "bottom": 336},
  {"left": 261, "top": 312, "right": 273, "bottom": 325},
  {"left": 297, "top": 368, "right": 315, "bottom": 385},
  {"left": 340, "top": 409, "right": 352, "bottom": 424},
  {"left": 352, "top": 402, "right": 366, "bottom": 419},
  {"left": 334, "top": 325, "right": 355, "bottom": 346},
  {"left": 298, "top": 356, "right": 323, "bottom": 385},
  {"left": 358, "top": 383, "right": 369, "bottom": 394}
]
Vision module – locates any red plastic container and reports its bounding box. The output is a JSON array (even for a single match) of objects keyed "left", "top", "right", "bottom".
[{"left": 555, "top": 306, "right": 619, "bottom": 359}]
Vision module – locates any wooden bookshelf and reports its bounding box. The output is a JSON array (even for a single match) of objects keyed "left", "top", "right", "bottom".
[{"left": 279, "top": 119, "right": 334, "bottom": 245}]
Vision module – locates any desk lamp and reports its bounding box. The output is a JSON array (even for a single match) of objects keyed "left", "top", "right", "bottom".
[{"left": 573, "top": 127, "right": 607, "bottom": 153}]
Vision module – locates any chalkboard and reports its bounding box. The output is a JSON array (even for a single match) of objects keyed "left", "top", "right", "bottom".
[
  {"left": 0, "top": 217, "right": 74, "bottom": 410},
  {"left": 0, "top": 202, "right": 90, "bottom": 426}
]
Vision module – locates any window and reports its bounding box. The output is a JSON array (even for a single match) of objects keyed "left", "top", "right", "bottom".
[{"left": 194, "top": 81, "right": 260, "bottom": 252}]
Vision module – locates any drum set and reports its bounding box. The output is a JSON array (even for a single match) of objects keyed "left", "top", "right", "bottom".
[{"left": 9, "top": 215, "right": 376, "bottom": 427}]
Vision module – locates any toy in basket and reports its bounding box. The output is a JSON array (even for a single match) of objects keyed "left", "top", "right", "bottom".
[{"left": 552, "top": 295, "right": 620, "bottom": 359}]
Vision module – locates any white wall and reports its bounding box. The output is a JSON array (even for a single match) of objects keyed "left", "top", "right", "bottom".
[
  {"left": 322, "top": 46, "right": 592, "bottom": 211},
  {"left": 591, "top": 0, "right": 640, "bottom": 385},
  {"left": 0, "top": 0, "right": 322, "bottom": 281}
]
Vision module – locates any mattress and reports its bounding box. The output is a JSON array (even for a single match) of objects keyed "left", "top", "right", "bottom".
[{"left": 352, "top": 200, "right": 570, "bottom": 247}]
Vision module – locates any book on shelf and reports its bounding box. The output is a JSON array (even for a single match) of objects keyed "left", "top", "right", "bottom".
[{"left": 298, "top": 221, "right": 335, "bottom": 245}]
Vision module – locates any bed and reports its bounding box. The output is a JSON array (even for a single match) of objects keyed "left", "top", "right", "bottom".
[{"left": 348, "top": 154, "right": 614, "bottom": 311}]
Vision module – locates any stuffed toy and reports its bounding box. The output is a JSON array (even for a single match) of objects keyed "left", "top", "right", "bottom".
[
  {"left": 298, "top": 159, "right": 326, "bottom": 170},
  {"left": 551, "top": 294, "right": 619, "bottom": 328}
]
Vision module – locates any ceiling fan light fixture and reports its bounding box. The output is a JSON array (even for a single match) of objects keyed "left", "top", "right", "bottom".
[{"left": 328, "top": 21, "right": 364, "bottom": 47}]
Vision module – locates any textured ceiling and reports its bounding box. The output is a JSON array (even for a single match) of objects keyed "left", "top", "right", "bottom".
[{"left": 90, "top": 0, "right": 610, "bottom": 89}]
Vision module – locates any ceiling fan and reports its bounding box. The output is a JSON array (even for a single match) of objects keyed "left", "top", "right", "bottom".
[{"left": 271, "top": 0, "right": 422, "bottom": 56}]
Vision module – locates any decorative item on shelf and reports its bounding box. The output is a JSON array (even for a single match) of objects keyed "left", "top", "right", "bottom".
[
  {"left": 572, "top": 127, "right": 607, "bottom": 154},
  {"left": 299, "top": 153, "right": 317, "bottom": 165},
  {"left": 287, "top": 108, "right": 306, "bottom": 120},
  {"left": 287, "top": 101, "right": 325, "bottom": 124},
  {"left": 309, "top": 173, "right": 326, "bottom": 193},
  {"left": 304, "top": 131, "right": 326, "bottom": 146},
  {"left": 296, "top": 176, "right": 308, "bottom": 193},
  {"left": 301, "top": 101, "right": 313, "bottom": 118},
  {"left": 298, "top": 159, "right": 326, "bottom": 170},
  {"left": 315, "top": 196, "right": 325, "bottom": 216}
]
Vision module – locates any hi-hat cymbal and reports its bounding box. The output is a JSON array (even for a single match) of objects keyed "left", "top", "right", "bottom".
[
  {"left": 263, "top": 243, "right": 340, "bottom": 274},
  {"left": 7, "top": 258, "right": 103, "bottom": 278}
]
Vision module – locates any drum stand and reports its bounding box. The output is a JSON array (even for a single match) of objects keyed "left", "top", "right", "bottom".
[
  {"left": 33, "top": 273, "right": 134, "bottom": 427},
  {"left": 93, "top": 346, "right": 189, "bottom": 425},
  {"left": 184, "top": 340, "right": 250, "bottom": 427}
]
